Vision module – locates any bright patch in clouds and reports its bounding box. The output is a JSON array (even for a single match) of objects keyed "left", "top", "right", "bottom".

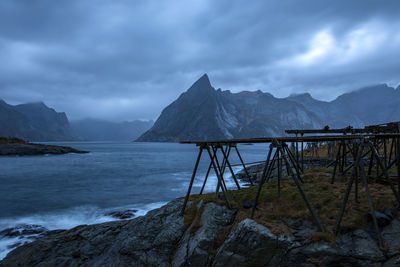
[
  {"left": 294, "top": 30, "right": 335, "bottom": 66},
  {"left": 283, "top": 22, "right": 393, "bottom": 68}
]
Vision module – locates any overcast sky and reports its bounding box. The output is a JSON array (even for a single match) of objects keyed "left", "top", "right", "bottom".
[{"left": 1, "top": 0, "right": 400, "bottom": 121}]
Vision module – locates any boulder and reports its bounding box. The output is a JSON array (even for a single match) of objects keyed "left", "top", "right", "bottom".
[
  {"left": 1, "top": 199, "right": 186, "bottom": 266},
  {"left": 212, "top": 219, "right": 294, "bottom": 267},
  {"left": 172, "top": 202, "right": 236, "bottom": 266},
  {"left": 105, "top": 209, "right": 138, "bottom": 220}
]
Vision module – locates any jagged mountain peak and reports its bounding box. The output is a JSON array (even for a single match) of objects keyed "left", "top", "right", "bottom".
[
  {"left": 187, "top": 73, "right": 213, "bottom": 93},
  {"left": 137, "top": 75, "right": 324, "bottom": 142},
  {"left": 138, "top": 75, "right": 400, "bottom": 142}
]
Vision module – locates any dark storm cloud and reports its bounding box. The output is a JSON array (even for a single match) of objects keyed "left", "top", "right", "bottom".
[{"left": 1, "top": 0, "right": 400, "bottom": 120}]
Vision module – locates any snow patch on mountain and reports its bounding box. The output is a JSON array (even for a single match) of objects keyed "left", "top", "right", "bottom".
[{"left": 215, "top": 103, "right": 238, "bottom": 138}]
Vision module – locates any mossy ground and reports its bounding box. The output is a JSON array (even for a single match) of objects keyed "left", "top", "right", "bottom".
[
  {"left": 0, "top": 137, "right": 27, "bottom": 145},
  {"left": 185, "top": 167, "right": 399, "bottom": 241}
]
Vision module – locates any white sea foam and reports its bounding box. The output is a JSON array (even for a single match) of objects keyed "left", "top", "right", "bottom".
[{"left": 190, "top": 166, "right": 248, "bottom": 194}]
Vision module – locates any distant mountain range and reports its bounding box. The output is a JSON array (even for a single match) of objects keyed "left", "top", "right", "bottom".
[
  {"left": 0, "top": 100, "right": 72, "bottom": 141},
  {"left": 3, "top": 75, "right": 399, "bottom": 142},
  {"left": 137, "top": 74, "right": 400, "bottom": 142},
  {"left": 0, "top": 100, "right": 153, "bottom": 141},
  {"left": 71, "top": 119, "right": 153, "bottom": 141}
]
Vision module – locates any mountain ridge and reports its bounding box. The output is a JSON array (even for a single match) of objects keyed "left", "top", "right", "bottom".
[
  {"left": 71, "top": 118, "right": 153, "bottom": 141},
  {"left": 0, "top": 100, "right": 73, "bottom": 141},
  {"left": 137, "top": 74, "right": 400, "bottom": 142},
  {"left": 0, "top": 100, "right": 153, "bottom": 141}
]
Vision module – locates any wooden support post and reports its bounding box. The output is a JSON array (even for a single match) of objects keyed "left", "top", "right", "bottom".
[
  {"left": 283, "top": 145, "right": 304, "bottom": 183},
  {"left": 181, "top": 147, "right": 203, "bottom": 215},
  {"left": 383, "top": 138, "right": 387, "bottom": 168},
  {"left": 220, "top": 144, "right": 241, "bottom": 190},
  {"left": 213, "top": 146, "right": 225, "bottom": 194},
  {"left": 277, "top": 149, "right": 281, "bottom": 198},
  {"left": 389, "top": 138, "right": 394, "bottom": 166},
  {"left": 397, "top": 138, "right": 400, "bottom": 193},
  {"left": 296, "top": 133, "right": 299, "bottom": 169},
  {"left": 251, "top": 145, "right": 274, "bottom": 219},
  {"left": 219, "top": 145, "right": 230, "bottom": 174},
  {"left": 213, "top": 145, "right": 229, "bottom": 194},
  {"left": 342, "top": 140, "right": 346, "bottom": 173},
  {"left": 285, "top": 143, "right": 305, "bottom": 177},
  {"left": 282, "top": 148, "right": 293, "bottom": 178},
  {"left": 264, "top": 150, "right": 279, "bottom": 184},
  {"left": 200, "top": 161, "right": 212, "bottom": 195},
  {"left": 200, "top": 146, "right": 220, "bottom": 195},
  {"left": 331, "top": 142, "right": 342, "bottom": 184},
  {"left": 334, "top": 142, "right": 363, "bottom": 235},
  {"left": 354, "top": 142, "right": 359, "bottom": 203},
  {"left": 369, "top": 141, "right": 400, "bottom": 204},
  {"left": 342, "top": 147, "right": 371, "bottom": 175},
  {"left": 206, "top": 146, "right": 231, "bottom": 208},
  {"left": 234, "top": 145, "right": 254, "bottom": 186},
  {"left": 280, "top": 145, "right": 325, "bottom": 232},
  {"left": 301, "top": 134, "right": 304, "bottom": 172},
  {"left": 368, "top": 139, "right": 376, "bottom": 176},
  {"left": 359, "top": 159, "right": 385, "bottom": 249}
]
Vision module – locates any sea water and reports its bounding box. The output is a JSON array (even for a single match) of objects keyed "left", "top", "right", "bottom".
[{"left": 0, "top": 141, "right": 268, "bottom": 259}]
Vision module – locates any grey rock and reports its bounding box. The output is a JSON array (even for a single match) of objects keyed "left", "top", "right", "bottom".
[
  {"left": 384, "top": 209, "right": 394, "bottom": 220},
  {"left": 368, "top": 211, "right": 392, "bottom": 227},
  {"left": 383, "top": 255, "right": 400, "bottom": 266},
  {"left": 212, "top": 219, "right": 294, "bottom": 267},
  {"left": 1, "top": 199, "right": 187, "bottom": 267},
  {"left": 0, "top": 224, "right": 48, "bottom": 238},
  {"left": 382, "top": 219, "right": 400, "bottom": 257},
  {"left": 172, "top": 202, "right": 236, "bottom": 267},
  {"left": 105, "top": 209, "right": 138, "bottom": 220},
  {"left": 285, "top": 228, "right": 386, "bottom": 266},
  {"left": 242, "top": 201, "right": 256, "bottom": 209},
  {"left": 286, "top": 218, "right": 317, "bottom": 241}
]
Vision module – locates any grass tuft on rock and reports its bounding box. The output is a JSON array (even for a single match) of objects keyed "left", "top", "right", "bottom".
[{"left": 182, "top": 201, "right": 205, "bottom": 236}]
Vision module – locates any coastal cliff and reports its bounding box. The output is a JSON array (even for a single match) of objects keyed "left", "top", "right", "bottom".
[{"left": 2, "top": 198, "right": 400, "bottom": 266}]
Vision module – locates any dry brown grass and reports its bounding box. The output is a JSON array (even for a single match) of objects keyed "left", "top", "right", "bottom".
[
  {"left": 303, "top": 139, "right": 396, "bottom": 160},
  {"left": 182, "top": 201, "right": 206, "bottom": 237},
  {"left": 187, "top": 167, "right": 399, "bottom": 239}
]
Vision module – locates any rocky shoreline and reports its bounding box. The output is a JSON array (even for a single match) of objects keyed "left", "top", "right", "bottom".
[
  {"left": 0, "top": 137, "right": 88, "bottom": 156},
  {"left": 2, "top": 159, "right": 400, "bottom": 266},
  {"left": 1, "top": 198, "right": 400, "bottom": 266}
]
